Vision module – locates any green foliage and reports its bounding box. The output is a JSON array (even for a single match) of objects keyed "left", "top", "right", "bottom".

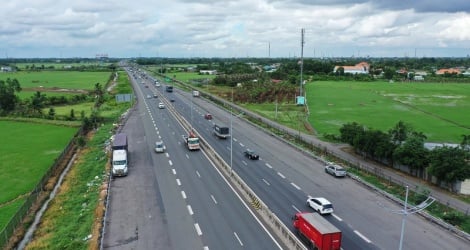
[
  {"left": 427, "top": 146, "right": 470, "bottom": 186},
  {"left": 0, "top": 78, "right": 21, "bottom": 112}
]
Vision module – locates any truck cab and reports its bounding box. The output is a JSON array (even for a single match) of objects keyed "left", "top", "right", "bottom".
[{"left": 112, "top": 150, "right": 128, "bottom": 177}]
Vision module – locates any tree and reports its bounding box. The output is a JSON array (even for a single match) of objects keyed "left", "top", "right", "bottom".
[
  {"left": 389, "top": 120, "right": 412, "bottom": 145},
  {"left": 70, "top": 109, "right": 76, "bottom": 121},
  {"left": 30, "top": 91, "right": 47, "bottom": 114},
  {"left": 0, "top": 78, "right": 21, "bottom": 112},
  {"left": 47, "top": 108, "right": 55, "bottom": 120},
  {"left": 339, "top": 122, "right": 365, "bottom": 146},
  {"left": 393, "top": 134, "right": 429, "bottom": 176},
  {"left": 428, "top": 146, "right": 470, "bottom": 191}
]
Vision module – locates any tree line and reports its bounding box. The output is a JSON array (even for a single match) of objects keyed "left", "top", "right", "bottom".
[{"left": 338, "top": 120, "right": 470, "bottom": 191}]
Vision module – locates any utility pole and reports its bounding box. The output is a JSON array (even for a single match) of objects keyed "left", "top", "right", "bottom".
[{"left": 299, "top": 28, "right": 305, "bottom": 97}]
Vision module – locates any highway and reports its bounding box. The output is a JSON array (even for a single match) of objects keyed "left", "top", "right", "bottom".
[
  {"left": 102, "top": 69, "right": 283, "bottom": 249},
  {"left": 156, "top": 73, "right": 469, "bottom": 250}
]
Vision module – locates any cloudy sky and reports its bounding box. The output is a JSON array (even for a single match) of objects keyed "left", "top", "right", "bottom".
[{"left": 1, "top": 0, "right": 469, "bottom": 58}]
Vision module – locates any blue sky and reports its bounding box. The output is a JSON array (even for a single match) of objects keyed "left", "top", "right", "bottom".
[{"left": 1, "top": 0, "right": 469, "bottom": 58}]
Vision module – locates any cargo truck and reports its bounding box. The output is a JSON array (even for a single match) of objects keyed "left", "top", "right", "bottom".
[
  {"left": 112, "top": 133, "right": 129, "bottom": 177},
  {"left": 183, "top": 131, "right": 200, "bottom": 150},
  {"left": 213, "top": 124, "right": 230, "bottom": 139},
  {"left": 293, "top": 212, "right": 342, "bottom": 250},
  {"left": 192, "top": 90, "right": 200, "bottom": 97}
]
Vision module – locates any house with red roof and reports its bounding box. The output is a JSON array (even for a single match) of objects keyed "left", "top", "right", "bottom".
[{"left": 333, "top": 62, "right": 370, "bottom": 74}]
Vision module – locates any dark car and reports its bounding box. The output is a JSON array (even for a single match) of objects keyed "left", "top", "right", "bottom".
[
  {"left": 244, "top": 149, "right": 259, "bottom": 160},
  {"left": 204, "top": 113, "right": 213, "bottom": 120}
]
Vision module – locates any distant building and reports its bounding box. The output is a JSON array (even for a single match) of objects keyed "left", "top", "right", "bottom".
[
  {"left": 199, "top": 70, "right": 217, "bottom": 75},
  {"left": 333, "top": 62, "right": 369, "bottom": 74},
  {"left": 436, "top": 68, "right": 461, "bottom": 75},
  {"left": 1, "top": 66, "right": 12, "bottom": 72}
]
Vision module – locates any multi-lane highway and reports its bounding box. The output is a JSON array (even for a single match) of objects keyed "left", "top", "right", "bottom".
[
  {"left": 102, "top": 69, "right": 283, "bottom": 249},
  {"left": 103, "top": 67, "right": 469, "bottom": 249}
]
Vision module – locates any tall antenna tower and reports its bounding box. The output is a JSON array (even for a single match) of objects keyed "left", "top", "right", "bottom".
[{"left": 299, "top": 28, "right": 305, "bottom": 97}]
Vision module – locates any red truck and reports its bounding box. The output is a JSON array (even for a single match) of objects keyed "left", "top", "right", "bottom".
[{"left": 293, "top": 212, "right": 342, "bottom": 250}]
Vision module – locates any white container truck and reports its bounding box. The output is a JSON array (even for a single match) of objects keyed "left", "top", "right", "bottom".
[{"left": 112, "top": 149, "right": 128, "bottom": 177}]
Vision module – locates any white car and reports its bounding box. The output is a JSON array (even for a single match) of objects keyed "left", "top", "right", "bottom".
[
  {"left": 158, "top": 102, "right": 165, "bottom": 109},
  {"left": 306, "top": 197, "right": 334, "bottom": 215},
  {"left": 155, "top": 141, "right": 166, "bottom": 153},
  {"left": 325, "top": 164, "right": 347, "bottom": 177}
]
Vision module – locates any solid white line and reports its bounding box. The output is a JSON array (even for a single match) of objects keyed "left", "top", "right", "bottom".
[
  {"left": 168, "top": 160, "right": 173, "bottom": 166},
  {"left": 277, "top": 172, "right": 286, "bottom": 179},
  {"left": 290, "top": 182, "right": 301, "bottom": 190},
  {"left": 176, "top": 179, "right": 181, "bottom": 186},
  {"left": 234, "top": 232, "right": 243, "bottom": 246},
  {"left": 265, "top": 163, "right": 273, "bottom": 169},
  {"left": 196, "top": 171, "right": 201, "bottom": 178},
  {"left": 194, "top": 223, "right": 202, "bottom": 236},
  {"left": 292, "top": 205, "right": 300, "bottom": 212},
  {"left": 332, "top": 213, "right": 343, "bottom": 221},
  {"left": 181, "top": 191, "right": 186, "bottom": 199},
  {"left": 187, "top": 205, "right": 193, "bottom": 215},
  {"left": 262, "top": 179, "right": 270, "bottom": 186},
  {"left": 172, "top": 169, "right": 176, "bottom": 175},
  {"left": 211, "top": 195, "right": 217, "bottom": 204},
  {"left": 354, "top": 230, "right": 372, "bottom": 243},
  {"left": 199, "top": 149, "right": 283, "bottom": 249}
]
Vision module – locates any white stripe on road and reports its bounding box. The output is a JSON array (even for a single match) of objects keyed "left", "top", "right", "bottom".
[
  {"left": 196, "top": 171, "right": 201, "bottom": 178},
  {"left": 290, "top": 182, "right": 301, "bottom": 190},
  {"left": 262, "top": 179, "right": 270, "bottom": 186},
  {"left": 277, "top": 172, "right": 285, "bottom": 179},
  {"left": 168, "top": 160, "right": 173, "bottom": 166},
  {"left": 332, "top": 213, "right": 343, "bottom": 222},
  {"left": 239, "top": 143, "right": 244, "bottom": 147},
  {"left": 176, "top": 179, "right": 181, "bottom": 186},
  {"left": 292, "top": 205, "right": 300, "bottom": 212},
  {"left": 181, "top": 191, "right": 186, "bottom": 199},
  {"left": 265, "top": 163, "right": 273, "bottom": 169},
  {"left": 187, "top": 205, "right": 193, "bottom": 215},
  {"left": 211, "top": 195, "right": 218, "bottom": 204},
  {"left": 354, "top": 230, "right": 372, "bottom": 243},
  {"left": 234, "top": 232, "right": 243, "bottom": 246},
  {"left": 194, "top": 223, "right": 202, "bottom": 236},
  {"left": 172, "top": 169, "right": 176, "bottom": 175}
]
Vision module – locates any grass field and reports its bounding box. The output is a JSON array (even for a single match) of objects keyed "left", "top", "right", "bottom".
[
  {"left": 0, "top": 121, "right": 77, "bottom": 229},
  {"left": 306, "top": 81, "right": 470, "bottom": 143},
  {"left": 13, "top": 62, "right": 111, "bottom": 70},
  {"left": 16, "top": 91, "right": 78, "bottom": 100},
  {"left": 0, "top": 71, "right": 112, "bottom": 90}
]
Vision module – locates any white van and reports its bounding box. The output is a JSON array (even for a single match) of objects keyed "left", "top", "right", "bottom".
[{"left": 112, "top": 150, "right": 128, "bottom": 177}]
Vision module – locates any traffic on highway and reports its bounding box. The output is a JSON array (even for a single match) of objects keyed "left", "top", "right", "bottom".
[{"left": 102, "top": 66, "right": 469, "bottom": 250}]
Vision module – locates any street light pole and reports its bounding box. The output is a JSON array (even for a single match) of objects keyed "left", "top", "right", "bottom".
[
  {"left": 230, "top": 88, "right": 233, "bottom": 176},
  {"left": 398, "top": 186, "right": 409, "bottom": 250}
]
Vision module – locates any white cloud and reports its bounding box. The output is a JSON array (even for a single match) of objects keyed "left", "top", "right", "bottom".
[{"left": 0, "top": 0, "right": 469, "bottom": 58}]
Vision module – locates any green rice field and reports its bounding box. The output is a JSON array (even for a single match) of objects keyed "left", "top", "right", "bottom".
[
  {"left": 0, "top": 121, "right": 77, "bottom": 228},
  {"left": 307, "top": 81, "right": 470, "bottom": 143},
  {"left": 0, "top": 71, "right": 112, "bottom": 90}
]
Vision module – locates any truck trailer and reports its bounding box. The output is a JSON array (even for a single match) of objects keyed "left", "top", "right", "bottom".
[
  {"left": 112, "top": 133, "right": 128, "bottom": 151},
  {"left": 293, "top": 212, "right": 342, "bottom": 250},
  {"left": 213, "top": 124, "right": 230, "bottom": 139}
]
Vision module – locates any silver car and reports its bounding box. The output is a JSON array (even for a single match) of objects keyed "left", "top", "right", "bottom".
[
  {"left": 325, "top": 164, "right": 347, "bottom": 177},
  {"left": 155, "top": 141, "right": 166, "bottom": 153}
]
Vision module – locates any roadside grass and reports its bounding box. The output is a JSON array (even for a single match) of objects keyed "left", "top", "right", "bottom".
[
  {"left": 0, "top": 121, "right": 77, "bottom": 230},
  {"left": 0, "top": 71, "right": 111, "bottom": 90},
  {"left": 306, "top": 81, "right": 470, "bottom": 143}
]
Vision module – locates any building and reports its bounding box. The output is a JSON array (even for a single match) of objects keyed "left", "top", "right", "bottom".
[
  {"left": 436, "top": 68, "right": 461, "bottom": 75},
  {"left": 333, "top": 62, "right": 370, "bottom": 74}
]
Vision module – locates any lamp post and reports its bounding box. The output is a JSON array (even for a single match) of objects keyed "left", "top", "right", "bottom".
[
  {"left": 230, "top": 88, "right": 233, "bottom": 176},
  {"left": 380, "top": 186, "right": 436, "bottom": 250}
]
